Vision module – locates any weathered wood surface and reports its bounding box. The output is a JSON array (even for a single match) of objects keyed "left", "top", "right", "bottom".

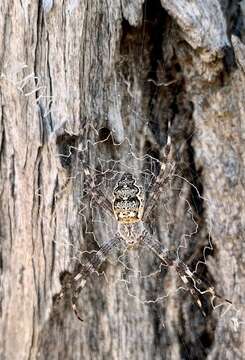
[{"left": 0, "top": 1, "right": 244, "bottom": 359}]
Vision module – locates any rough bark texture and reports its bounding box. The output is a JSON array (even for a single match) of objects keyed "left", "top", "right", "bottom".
[{"left": 0, "top": 1, "right": 244, "bottom": 359}]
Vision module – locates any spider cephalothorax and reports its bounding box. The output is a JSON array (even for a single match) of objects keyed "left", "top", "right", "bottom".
[{"left": 113, "top": 173, "right": 144, "bottom": 224}]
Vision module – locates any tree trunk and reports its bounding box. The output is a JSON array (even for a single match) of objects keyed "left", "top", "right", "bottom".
[{"left": 0, "top": 1, "right": 244, "bottom": 359}]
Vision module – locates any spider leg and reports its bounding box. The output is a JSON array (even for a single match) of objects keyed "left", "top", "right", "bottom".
[
  {"left": 143, "top": 125, "right": 175, "bottom": 221},
  {"left": 91, "top": 188, "right": 114, "bottom": 215},
  {"left": 83, "top": 167, "right": 114, "bottom": 216},
  {"left": 140, "top": 230, "right": 231, "bottom": 316},
  {"left": 59, "top": 233, "right": 123, "bottom": 321}
]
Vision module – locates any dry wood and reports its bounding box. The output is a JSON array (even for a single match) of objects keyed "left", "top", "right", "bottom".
[{"left": 0, "top": 1, "right": 244, "bottom": 359}]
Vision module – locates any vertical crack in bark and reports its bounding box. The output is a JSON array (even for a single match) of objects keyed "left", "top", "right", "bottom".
[
  {"left": 32, "top": 256, "right": 40, "bottom": 318},
  {"left": 0, "top": 104, "right": 5, "bottom": 158},
  {"left": 180, "top": 136, "right": 217, "bottom": 359},
  {"left": 34, "top": 1, "right": 43, "bottom": 89},
  {"left": 0, "top": 2, "right": 9, "bottom": 73},
  {"left": 40, "top": 214, "right": 48, "bottom": 302},
  {"left": 10, "top": 154, "right": 15, "bottom": 199},
  {"left": 7, "top": 196, "right": 13, "bottom": 252},
  {"left": 50, "top": 175, "right": 58, "bottom": 284},
  {"left": 144, "top": 0, "right": 168, "bottom": 146},
  {"left": 50, "top": 227, "right": 56, "bottom": 283},
  {"left": 36, "top": 150, "right": 42, "bottom": 214},
  {"left": 34, "top": 1, "right": 53, "bottom": 142},
  {"left": 27, "top": 292, "right": 36, "bottom": 360},
  {"left": 46, "top": 32, "right": 53, "bottom": 131}
]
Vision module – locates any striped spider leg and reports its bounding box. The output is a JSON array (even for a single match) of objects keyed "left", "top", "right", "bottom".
[
  {"left": 57, "top": 233, "right": 123, "bottom": 322},
  {"left": 141, "top": 128, "right": 232, "bottom": 314},
  {"left": 140, "top": 230, "right": 232, "bottom": 316},
  {"left": 143, "top": 123, "right": 175, "bottom": 221},
  {"left": 56, "top": 168, "right": 124, "bottom": 321},
  {"left": 83, "top": 167, "right": 114, "bottom": 216},
  {"left": 70, "top": 233, "right": 123, "bottom": 321}
]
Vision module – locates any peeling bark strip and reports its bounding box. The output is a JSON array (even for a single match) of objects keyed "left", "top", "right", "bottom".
[
  {"left": 160, "top": 0, "right": 229, "bottom": 60},
  {"left": 0, "top": 1, "right": 244, "bottom": 359},
  {"left": 232, "top": 34, "right": 245, "bottom": 72}
]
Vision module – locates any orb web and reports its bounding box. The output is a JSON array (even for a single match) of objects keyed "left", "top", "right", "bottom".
[{"left": 54, "top": 125, "right": 216, "bottom": 308}]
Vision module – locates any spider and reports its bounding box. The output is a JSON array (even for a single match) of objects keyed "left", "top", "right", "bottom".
[{"left": 57, "top": 128, "right": 231, "bottom": 321}]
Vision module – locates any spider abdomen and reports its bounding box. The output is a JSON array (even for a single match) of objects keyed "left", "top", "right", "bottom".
[{"left": 113, "top": 173, "right": 144, "bottom": 224}]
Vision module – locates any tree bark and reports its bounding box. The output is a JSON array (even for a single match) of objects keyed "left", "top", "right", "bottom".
[{"left": 0, "top": 1, "right": 244, "bottom": 359}]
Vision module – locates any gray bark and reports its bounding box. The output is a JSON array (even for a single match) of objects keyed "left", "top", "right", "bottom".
[{"left": 0, "top": 1, "right": 244, "bottom": 359}]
